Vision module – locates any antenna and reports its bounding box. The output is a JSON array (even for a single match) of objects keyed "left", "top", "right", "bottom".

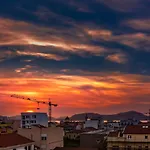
[{"left": 145, "top": 109, "right": 150, "bottom": 122}]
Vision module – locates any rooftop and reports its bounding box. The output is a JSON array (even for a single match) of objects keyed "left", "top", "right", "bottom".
[
  {"left": 108, "top": 131, "right": 120, "bottom": 137},
  {"left": 0, "top": 133, "right": 34, "bottom": 148},
  {"left": 32, "top": 124, "right": 47, "bottom": 128},
  {"left": 124, "top": 125, "right": 150, "bottom": 134},
  {"left": 82, "top": 129, "right": 111, "bottom": 135},
  {"left": 21, "top": 112, "right": 47, "bottom": 114}
]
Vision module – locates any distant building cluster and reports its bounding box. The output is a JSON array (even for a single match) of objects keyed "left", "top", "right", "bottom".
[{"left": 0, "top": 112, "right": 150, "bottom": 150}]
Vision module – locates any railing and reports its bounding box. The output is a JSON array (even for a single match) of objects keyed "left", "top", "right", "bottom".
[
  {"left": 107, "top": 137, "right": 150, "bottom": 143},
  {"left": 107, "top": 137, "right": 125, "bottom": 142}
]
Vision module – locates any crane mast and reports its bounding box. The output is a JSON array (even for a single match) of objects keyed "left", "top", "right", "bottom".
[{"left": 11, "top": 94, "right": 58, "bottom": 124}]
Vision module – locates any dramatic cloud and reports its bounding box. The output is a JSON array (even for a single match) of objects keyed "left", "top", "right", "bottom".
[
  {"left": 1, "top": 72, "right": 150, "bottom": 116},
  {"left": 0, "top": 0, "right": 150, "bottom": 116},
  {"left": 106, "top": 53, "right": 128, "bottom": 64},
  {"left": 97, "top": 0, "right": 146, "bottom": 12},
  {"left": 124, "top": 19, "right": 150, "bottom": 31}
]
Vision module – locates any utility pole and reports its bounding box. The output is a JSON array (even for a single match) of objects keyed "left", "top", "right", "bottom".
[{"left": 145, "top": 109, "right": 150, "bottom": 122}]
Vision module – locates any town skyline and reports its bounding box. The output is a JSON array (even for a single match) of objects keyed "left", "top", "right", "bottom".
[{"left": 0, "top": 0, "right": 150, "bottom": 117}]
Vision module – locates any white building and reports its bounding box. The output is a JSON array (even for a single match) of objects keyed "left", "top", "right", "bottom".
[
  {"left": 84, "top": 119, "right": 100, "bottom": 129},
  {"left": 21, "top": 112, "right": 48, "bottom": 128},
  {"left": 18, "top": 125, "right": 64, "bottom": 150},
  {"left": 0, "top": 133, "right": 34, "bottom": 150}
]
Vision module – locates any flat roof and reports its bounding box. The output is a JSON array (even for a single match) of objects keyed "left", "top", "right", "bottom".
[{"left": 81, "top": 129, "right": 112, "bottom": 135}]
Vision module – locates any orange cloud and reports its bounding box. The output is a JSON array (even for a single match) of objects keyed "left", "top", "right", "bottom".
[
  {"left": 0, "top": 72, "right": 150, "bottom": 116},
  {"left": 124, "top": 19, "right": 150, "bottom": 30},
  {"left": 106, "top": 53, "right": 128, "bottom": 64},
  {"left": 86, "top": 29, "right": 112, "bottom": 38},
  {"left": 16, "top": 51, "right": 67, "bottom": 61},
  {"left": 0, "top": 17, "right": 108, "bottom": 56},
  {"left": 86, "top": 28, "right": 150, "bottom": 51}
]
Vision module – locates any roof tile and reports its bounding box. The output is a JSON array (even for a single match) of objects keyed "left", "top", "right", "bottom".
[{"left": 0, "top": 133, "right": 34, "bottom": 148}]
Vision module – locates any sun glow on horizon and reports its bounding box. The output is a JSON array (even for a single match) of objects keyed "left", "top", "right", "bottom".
[{"left": 26, "top": 110, "right": 34, "bottom": 113}]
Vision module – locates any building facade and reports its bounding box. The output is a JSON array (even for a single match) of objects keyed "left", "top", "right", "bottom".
[
  {"left": 107, "top": 124, "right": 150, "bottom": 150},
  {"left": 84, "top": 119, "right": 100, "bottom": 129},
  {"left": 80, "top": 132, "right": 106, "bottom": 149},
  {"left": 21, "top": 112, "right": 48, "bottom": 128},
  {"left": 18, "top": 125, "right": 64, "bottom": 150},
  {"left": 65, "top": 130, "right": 84, "bottom": 140}
]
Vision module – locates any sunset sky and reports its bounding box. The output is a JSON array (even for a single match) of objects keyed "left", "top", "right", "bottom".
[{"left": 0, "top": 0, "right": 150, "bottom": 117}]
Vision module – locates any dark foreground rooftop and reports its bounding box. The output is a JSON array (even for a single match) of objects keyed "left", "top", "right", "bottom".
[{"left": 0, "top": 133, "right": 34, "bottom": 148}]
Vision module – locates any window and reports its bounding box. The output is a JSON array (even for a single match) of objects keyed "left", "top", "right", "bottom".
[
  {"left": 128, "top": 135, "right": 132, "bottom": 139},
  {"left": 41, "top": 134, "right": 47, "bottom": 140},
  {"left": 32, "top": 115, "right": 36, "bottom": 118},
  {"left": 127, "top": 146, "right": 131, "bottom": 150},
  {"left": 145, "top": 146, "right": 148, "bottom": 150},
  {"left": 28, "top": 146, "right": 31, "bottom": 150},
  {"left": 96, "top": 139, "right": 100, "bottom": 143},
  {"left": 22, "top": 116, "right": 25, "bottom": 119},
  {"left": 41, "top": 136, "right": 47, "bottom": 140},
  {"left": 26, "top": 115, "right": 30, "bottom": 119},
  {"left": 22, "top": 121, "right": 25, "bottom": 125},
  {"left": 32, "top": 120, "right": 36, "bottom": 123},
  {"left": 112, "top": 146, "right": 119, "bottom": 150},
  {"left": 145, "top": 136, "right": 148, "bottom": 139},
  {"left": 26, "top": 120, "right": 29, "bottom": 123},
  {"left": 143, "top": 126, "right": 148, "bottom": 128},
  {"left": 138, "top": 146, "right": 142, "bottom": 150}
]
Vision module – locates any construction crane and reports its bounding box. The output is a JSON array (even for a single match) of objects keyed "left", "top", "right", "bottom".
[{"left": 10, "top": 94, "right": 58, "bottom": 124}]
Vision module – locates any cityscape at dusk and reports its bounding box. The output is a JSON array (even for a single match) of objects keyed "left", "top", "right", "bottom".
[{"left": 0, "top": 0, "right": 150, "bottom": 117}]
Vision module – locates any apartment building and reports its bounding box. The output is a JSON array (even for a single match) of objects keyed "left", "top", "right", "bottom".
[
  {"left": 107, "top": 124, "right": 150, "bottom": 150},
  {"left": 18, "top": 125, "right": 64, "bottom": 150},
  {"left": 21, "top": 112, "right": 48, "bottom": 128}
]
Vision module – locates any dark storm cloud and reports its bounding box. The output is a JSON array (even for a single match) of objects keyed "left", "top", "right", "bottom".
[{"left": 0, "top": 0, "right": 150, "bottom": 115}]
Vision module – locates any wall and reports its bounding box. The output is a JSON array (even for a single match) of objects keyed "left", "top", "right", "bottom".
[
  {"left": 84, "top": 120, "right": 99, "bottom": 129},
  {"left": 107, "top": 135, "right": 150, "bottom": 150},
  {"left": 18, "top": 127, "right": 64, "bottom": 150},
  {"left": 0, "top": 145, "right": 34, "bottom": 150},
  {"left": 123, "top": 134, "right": 150, "bottom": 142},
  {"left": 65, "top": 132, "right": 79, "bottom": 140},
  {"left": 80, "top": 133, "right": 105, "bottom": 148},
  {"left": 21, "top": 112, "right": 48, "bottom": 128}
]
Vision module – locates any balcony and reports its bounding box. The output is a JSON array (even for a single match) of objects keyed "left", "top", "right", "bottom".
[
  {"left": 107, "top": 137, "right": 150, "bottom": 143},
  {"left": 107, "top": 137, "right": 125, "bottom": 142}
]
